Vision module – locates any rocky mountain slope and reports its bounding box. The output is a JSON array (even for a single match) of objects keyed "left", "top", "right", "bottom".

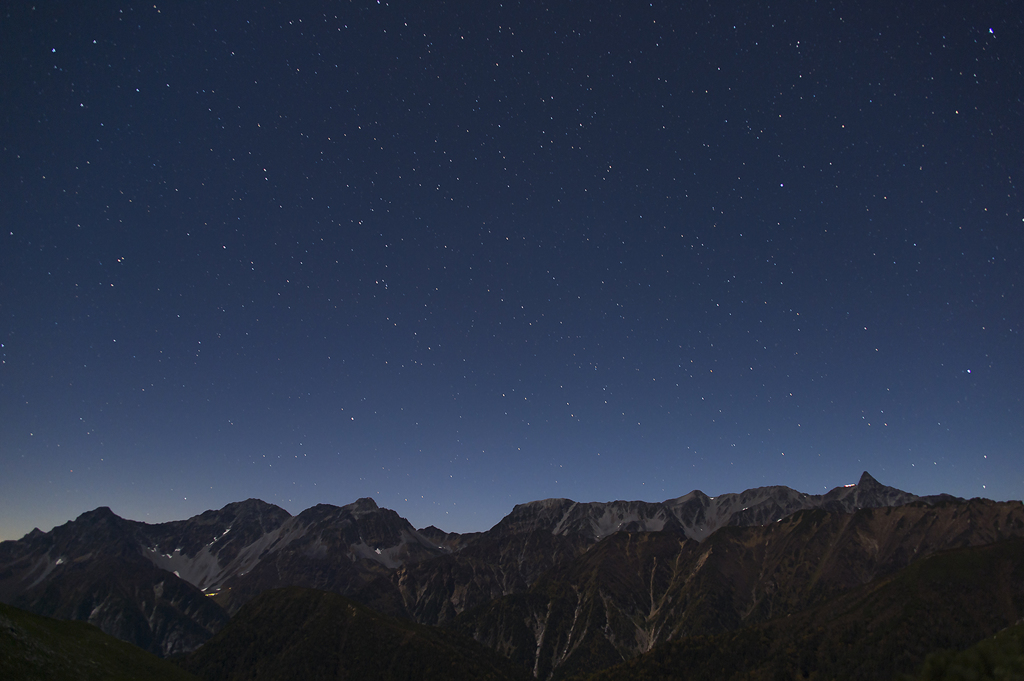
[
  {"left": 0, "top": 471, "right": 1004, "bottom": 669},
  {"left": 585, "top": 535, "right": 1024, "bottom": 681},
  {"left": 489, "top": 471, "right": 940, "bottom": 543},
  {"left": 0, "top": 497, "right": 443, "bottom": 655},
  {"left": 0, "top": 505, "right": 231, "bottom": 656},
  {"left": 363, "top": 471, "right": 956, "bottom": 626},
  {"left": 452, "top": 497, "right": 1024, "bottom": 679}
]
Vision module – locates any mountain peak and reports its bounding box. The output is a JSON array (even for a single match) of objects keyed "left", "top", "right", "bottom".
[
  {"left": 77, "top": 506, "right": 117, "bottom": 521},
  {"left": 344, "top": 497, "right": 380, "bottom": 515},
  {"left": 233, "top": 497, "right": 277, "bottom": 509},
  {"left": 217, "top": 498, "right": 291, "bottom": 521},
  {"left": 858, "top": 471, "right": 880, "bottom": 487}
]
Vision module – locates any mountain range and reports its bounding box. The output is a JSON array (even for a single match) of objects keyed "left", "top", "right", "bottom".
[{"left": 1, "top": 472, "right": 1021, "bottom": 680}]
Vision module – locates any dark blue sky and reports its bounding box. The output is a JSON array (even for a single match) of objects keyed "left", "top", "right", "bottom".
[{"left": 2, "top": 0, "right": 1021, "bottom": 540}]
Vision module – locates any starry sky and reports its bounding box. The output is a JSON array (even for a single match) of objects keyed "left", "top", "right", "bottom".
[{"left": 2, "top": 1, "right": 1022, "bottom": 541}]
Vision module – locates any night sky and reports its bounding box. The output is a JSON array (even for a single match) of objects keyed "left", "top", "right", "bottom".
[{"left": 2, "top": 1, "right": 1022, "bottom": 541}]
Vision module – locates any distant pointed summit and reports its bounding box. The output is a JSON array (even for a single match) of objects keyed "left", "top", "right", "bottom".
[{"left": 858, "top": 470, "right": 880, "bottom": 486}]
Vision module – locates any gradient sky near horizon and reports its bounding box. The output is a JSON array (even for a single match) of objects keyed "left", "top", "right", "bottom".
[{"left": 2, "top": 1, "right": 1022, "bottom": 541}]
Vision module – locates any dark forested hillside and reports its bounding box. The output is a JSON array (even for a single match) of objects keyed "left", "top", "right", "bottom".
[{"left": 180, "top": 587, "right": 530, "bottom": 681}]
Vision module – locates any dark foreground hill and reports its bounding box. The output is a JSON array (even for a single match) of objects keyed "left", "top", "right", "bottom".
[
  {"left": 581, "top": 536, "right": 1024, "bottom": 681},
  {"left": 911, "top": 619, "right": 1024, "bottom": 681},
  {"left": 0, "top": 601, "right": 197, "bottom": 681},
  {"left": 180, "top": 586, "right": 530, "bottom": 681}
]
